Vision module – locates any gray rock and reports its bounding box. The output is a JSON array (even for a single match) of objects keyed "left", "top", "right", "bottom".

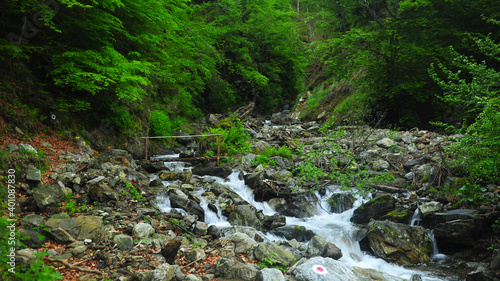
[
  {"left": 26, "top": 166, "right": 42, "bottom": 182},
  {"left": 142, "top": 263, "right": 176, "bottom": 281},
  {"left": 328, "top": 192, "right": 356, "bottom": 213},
  {"left": 401, "top": 133, "right": 414, "bottom": 144},
  {"left": 17, "top": 248, "right": 38, "bottom": 260},
  {"left": 270, "top": 156, "right": 293, "bottom": 170},
  {"left": 114, "top": 234, "right": 133, "bottom": 251},
  {"left": 418, "top": 201, "right": 442, "bottom": 217},
  {"left": 133, "top": 223, "right": 154, "bottom": 239},
  {"left": 187, "top": 248, "right": 206, "bottom": 262},
  {"left": 45, "top": 216, "right": 103, "bottom": 243},
  {"left": 372, "top": 159, "right": 390, "bottom": 171},
  {"left": 214, "top": 257, "right": 260, "bottom": 281},
  {"left": 351, "top": 194, "right": 395, "bottom": 224},
  {"left": 271, "top": 196, "right": 317, "bottom": 218},
  {"left": 307, "top": 235, "right": 342, "bottom": 260},
  {"left": 32, "top": 183, "right": 66, "bottom": 211},
  {"left": 71, "top": 245, "right": 87, "bottom": 256},
  {"left": 193, "top": 221, "right": 209, "bottom": 236},
  {"left": 88, "top": 182, "right": 117, "bottom": 202},
  {"left": 5, "top": 144, "right": 19, "bottom": 152},
  {"left": 96, "top": 149, "right": 135, "bottom": 169},
  {"left": 376, "top": 138, "right": 396, "bottom": 148},
  {"left": 291, "top": 257, "right": 405, "bottom": 281},
  {"left": 411, "top": 274, "right": 423, "bottom": 281},
  {"left": 20, "top": 214, "right": 44, "bottom": 230},
  {"left": 270, "top": 225, "right": 315, "bottom": 242},
  {"left": 258, "top": 268, "right": 285, "bottom": 281},
  {"left": 403, "top": 157, "right": 427, "bottom": 172},
  {"left": 252, "top": 141, "right": 271, "bottom": 154},
  {"left": 431, "top": 210, "right": 486, "bottom": 251},
  {"left": 404, "top": 172, "right": 414, "bottom": 180},
  {"left": 367, "top": 220, "right": 433, "bottom": 265},
  {"left": 192, "top": 163, "right": 231, "bottom": 178},
  {"left": 184, "top": 274, "right": 202, "bottom": 281},
  {"left": 169, "top": 195, "right": 204, "bottom": 221},
  {"left": 254, "top": 241, "right": 295, "bottom": 266},
  {"left": 19, "top": 229, "right": 47, "bottom": 248},
  {"left": 228, "top": 205, "right": 262, "bottom": 230},
  {"left": 86, "top": 176, "right": 105, "bottom": 185},
  {"left": 226, "top": 232, "right": 257, "bottom": 253},
  {"left": 19, "top": 144, "right": 37, "bottom": 153},
  {"left": 241, "top": 153, "right": 257, "bottom": 169},
  {"left": 489, "top": 249, "right": 500, "bottom": 269}
]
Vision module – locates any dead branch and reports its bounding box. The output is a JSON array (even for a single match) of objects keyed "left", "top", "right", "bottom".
[{"left": 46, "top": 257, "right": 103, "bottom": 275}]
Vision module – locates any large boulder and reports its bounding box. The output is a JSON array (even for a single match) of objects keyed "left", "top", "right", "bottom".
[
  {"left": 270, "top": 196, "right": 317, "bottom": 218},
  {"left": 45, "top": 216, "right": 103, "bottom": 243},
  {"left": 214, "top": 257, "right": 260, "bottom": 281},
  {"left": 88, "top": 182, "right": 118, "bottom": 202},
  {"left": 96, "top": 149, "right": 135, "bottom": 169},
  {"left": 26, "top": 166, "right": 42, "bottom": 182},
  {"left": 328, "top": 192, "right": 356, "bottom": 213},
  {"left": 307, "top": 235, "right": 342, "bottom": 260},
  {"left": 141, "top": 263, "right": 176, "bottom": 281},
  {"left": 351, "top": 194, "right": 395, "bottom": 224},
  {"left": 225, "top": 232, "right": 257, "bottom": 253},
  {"left": 270, "top": 225, "right": 315, "bottom": 242},
  {"left": 133, "top": 223, "right": 155, "bottom": 239},
  {"left": 192, "top": 163, "right": 232, "bottom": 178},
  {"left": 228, "top": 205, "right": 262, "bottom": 230},
  {"left": 32, "top": 183, "right": 66, "bottom": 211},
  {"left": 262, "top": 213, "right": 286, "bottom": 231},
  {"left": 257, "top": 268, "right": 285, "bottom": 281},
  {"left": 290, "top": 257, "right": 406, "bottom": 281},
  {"left": 209, "top": 182, "right": 247, "bottom": 206},
  {"left": 418, "top": 201, "right": 443, "bottom": 218},
  {"left": 426, "top": 209, "right": 487, "bottom": 251},
  {"left": 20, "top": 214, "right": 44, "bottom": 229},
  {"left": 169, "top": 195, "right": 204, "bottom": 221},
  {"left": 19, "top": 229, "right": 47, "bottom": 248},
  {"left": 367, "top": 220, "right": 433, "bottom": 265},
  {"left": 254, "top": 241, "right": 295, "bottom": 266},
  {"left": 114, "top": 234, "right": 133, "bottom": 251}
]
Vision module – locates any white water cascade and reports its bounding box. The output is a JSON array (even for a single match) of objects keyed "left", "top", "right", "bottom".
[
  {"left": 410, "top": 208, "right": 447, "bottom": 260},
  {"left": 153, "top": 155, "right": 458, "bottom": 280}
]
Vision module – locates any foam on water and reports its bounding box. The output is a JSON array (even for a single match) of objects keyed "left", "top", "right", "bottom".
[{"left": 152, "top": 157, "right": 455, "bottom": 281}]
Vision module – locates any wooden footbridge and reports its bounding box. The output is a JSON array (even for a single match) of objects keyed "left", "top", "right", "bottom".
[{"left": 141, "top": 134, "right": 222, "bottom": 165}]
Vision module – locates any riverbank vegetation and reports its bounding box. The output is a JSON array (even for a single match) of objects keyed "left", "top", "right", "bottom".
[{"left": 1, "top": 0, "right": 499, "bottom": 212}]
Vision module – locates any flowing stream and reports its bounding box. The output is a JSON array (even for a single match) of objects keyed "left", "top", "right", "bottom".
[{"left": 154, "top": 155, "right": 461, "bottom": 280}]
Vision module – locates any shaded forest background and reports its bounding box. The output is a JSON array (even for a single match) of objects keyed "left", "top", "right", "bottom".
[{"left": 1, "top": 0, "right": 500, "bottom": 134}]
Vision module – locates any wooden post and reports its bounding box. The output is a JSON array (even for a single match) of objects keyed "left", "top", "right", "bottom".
[
  {"left": 144, "top": 138, "right": 148, "bottom": 160},
  {"left": 217, "top": 134, "right": 221, "bottom": 166}
]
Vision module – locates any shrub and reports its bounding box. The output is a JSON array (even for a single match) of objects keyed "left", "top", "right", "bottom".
[
  {"left": 204, "top": 118, "right": 250, "bottom": 156},
  {"left": 150, "top": 110, "right": 173, "bottom": 136}
]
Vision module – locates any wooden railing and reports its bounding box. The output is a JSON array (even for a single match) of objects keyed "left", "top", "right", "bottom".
[{"left": 141, "top": 134, "right": 222, "bottom": 165}]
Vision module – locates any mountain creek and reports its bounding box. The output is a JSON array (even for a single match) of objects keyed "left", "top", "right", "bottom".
[{"left": 3, "top": 110, "right": 500, "bottom": 281}]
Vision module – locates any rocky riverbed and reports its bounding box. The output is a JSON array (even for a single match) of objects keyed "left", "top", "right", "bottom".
[{"left": 3, "top": 111, "right": 500, "bottom": 281}]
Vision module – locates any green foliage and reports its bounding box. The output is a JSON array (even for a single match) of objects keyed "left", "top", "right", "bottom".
[
  {"left": 204, "top": 118, "right": 250, "bottom": 156},
  {"left": 149, "top": 110, "right": 173, "bottom": 136},
  {"left": 170, "top": 218, "right": 180, "bottom": 226},
  {"left": 253, "top": 146, "right": 292, "bottom": 166},
  {"left": 257, "top": 254, "right": 288, "bottom": 273},
  {"left": 56, "top": 97, "right": 91, "bottom": 112},
  {"left": 64, "top": 190, "right": 77, "bottom": 215},
  {"left": 294, "top": 127, "right": 395, "bottom": 197},
  {"left": 0, "top": 217, "right": 62, "bottom": 280},
  {"left": 429, "top": 18, "right": 500, "bottom": 184},
  {"left": 124, "top": 182, "right": 143, "bottom": 202}
]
